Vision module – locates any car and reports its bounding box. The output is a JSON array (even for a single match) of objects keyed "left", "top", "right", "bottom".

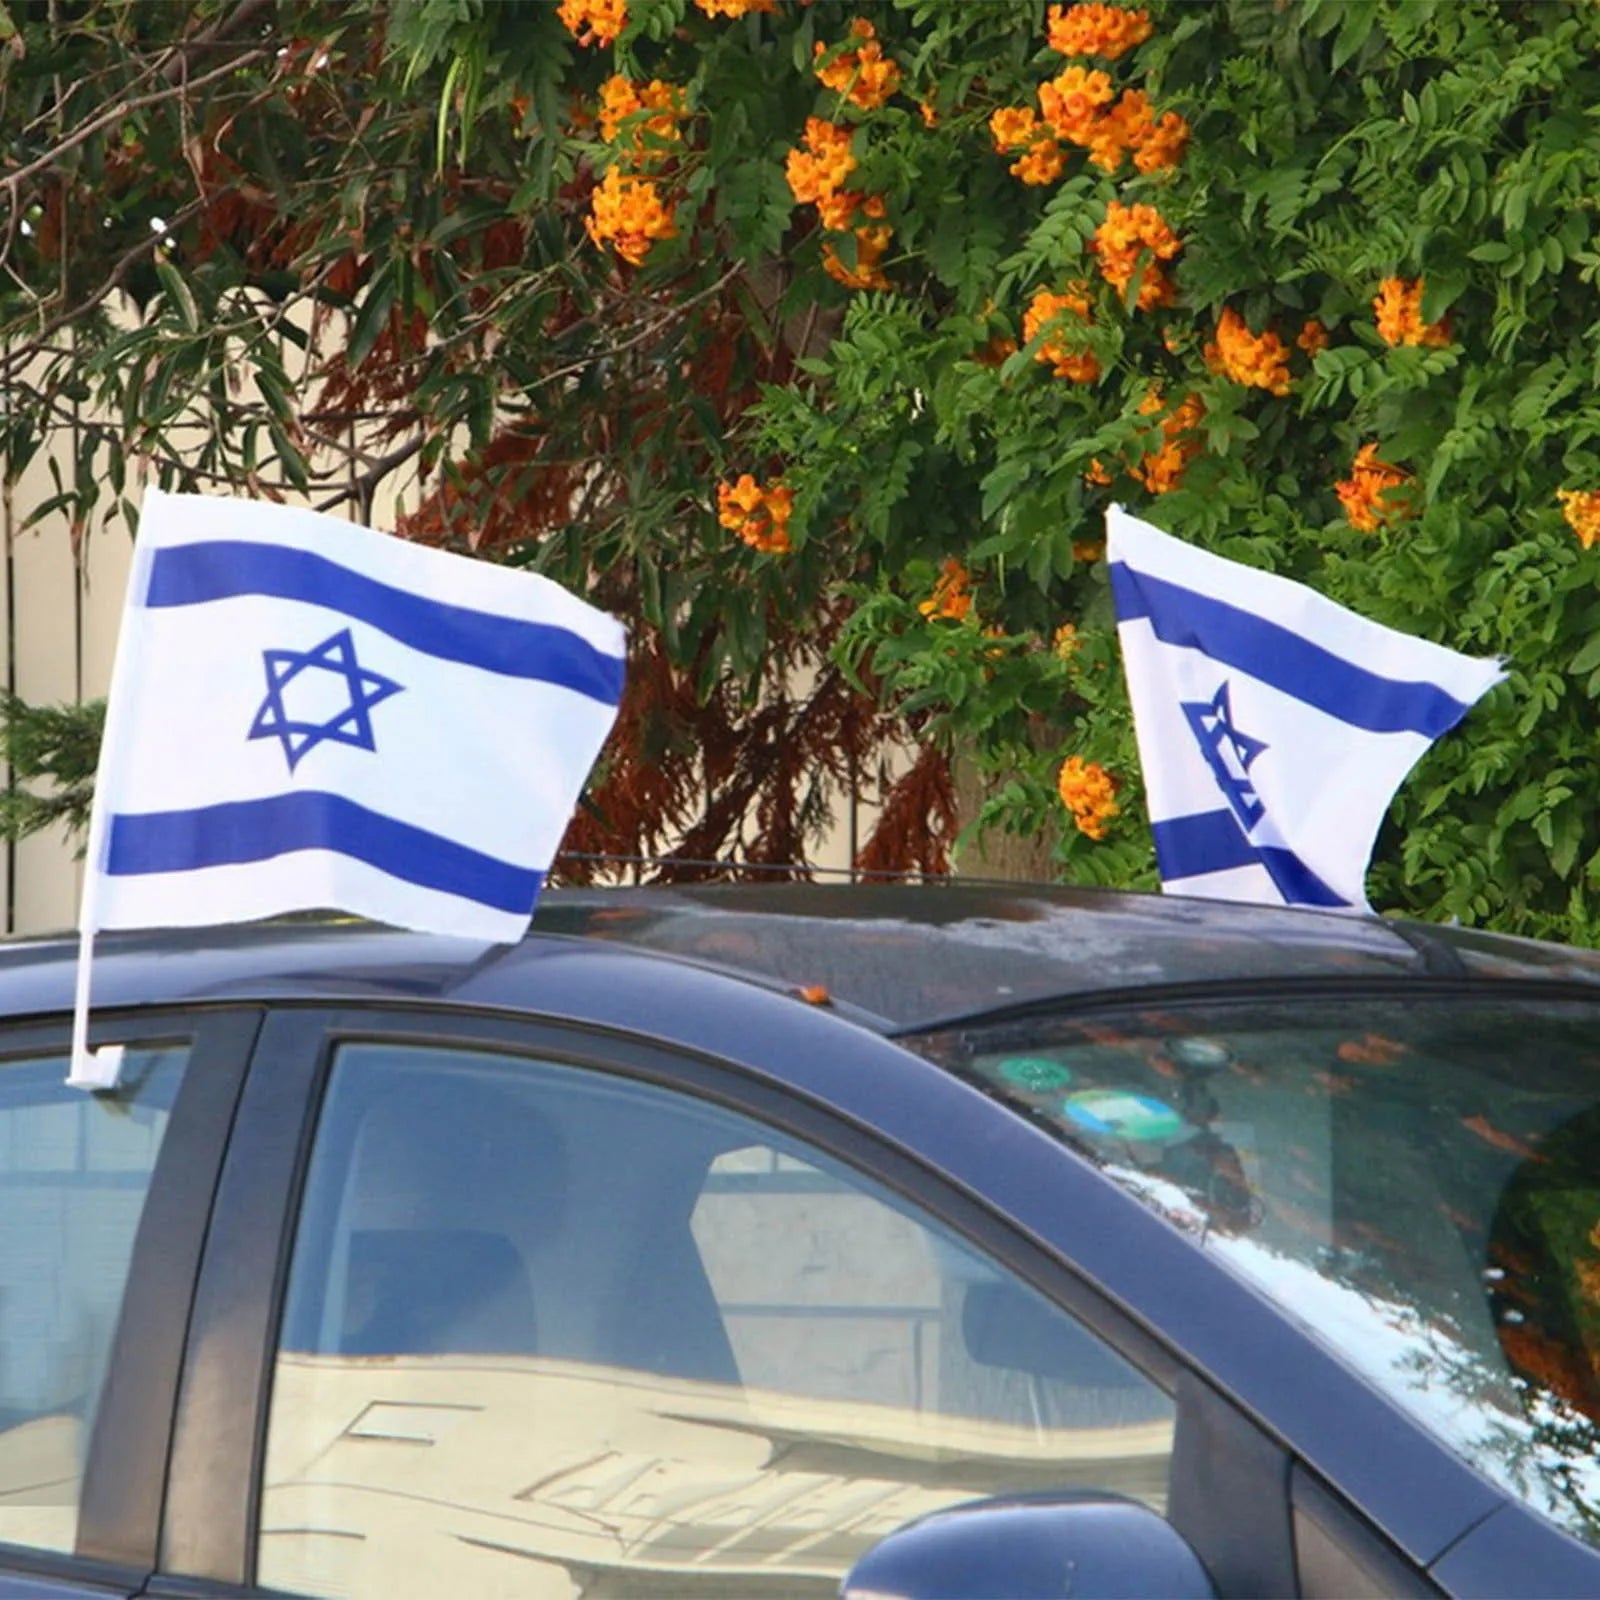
[{"left": 0, "top": 880, "right": 1599, "bottom": 1600}]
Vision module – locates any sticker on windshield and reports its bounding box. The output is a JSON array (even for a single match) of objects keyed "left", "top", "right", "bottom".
[
  {"left": 994, "top": 1056, "right": 1075, "bottom": 1092},
  {"left": 1061, "top": 1089, "right": 1186, "bottom": 1142}
]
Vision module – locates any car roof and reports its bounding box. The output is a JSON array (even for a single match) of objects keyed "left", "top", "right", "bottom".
[{"left": 7, "top": 881, "right": 1600, "bottom": 1032}]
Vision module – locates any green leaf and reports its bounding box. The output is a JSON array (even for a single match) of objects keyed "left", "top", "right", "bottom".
[
  {"left": 346, "top": 258, "right": 397, "bottom": 370},
  {"left": 154, "top": 260, "right": 198, "bottom": 332},
  {"left": 1569, "top": 634, "right": 1600, "bottom": 676},
  {"left": 1330, "top": 1, "right": 1378, "bottom": 71}
]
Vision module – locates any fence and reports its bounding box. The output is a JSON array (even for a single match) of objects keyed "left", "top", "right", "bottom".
[{"left": 2, "top": 330, "right": 869, "bottom": 932}]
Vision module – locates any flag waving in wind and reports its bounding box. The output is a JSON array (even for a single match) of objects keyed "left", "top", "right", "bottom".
[
  {"left": 1107, "top": 505, "right": 1503, "bottom": 911},
  {"left": 83, "top": 490, "right": 625, "bottom": 945}
]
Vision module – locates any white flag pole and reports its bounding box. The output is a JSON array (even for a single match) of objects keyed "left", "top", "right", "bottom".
[{"left": 66, "top": 502, "right": 161, "bottom": 1090}]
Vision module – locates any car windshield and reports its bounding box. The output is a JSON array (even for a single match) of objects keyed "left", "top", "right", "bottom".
[{"left": 909, "top": 992, "right": 1600, "bottom": 1549}]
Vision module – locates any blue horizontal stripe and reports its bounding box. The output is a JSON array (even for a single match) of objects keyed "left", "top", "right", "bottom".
[
  {"left": 1152, "top": 808, "right": 1351, "bottom": 909},
  {"left": 1111, "top": 562, "right": 1472, "bottom": 739},
  {"left": 106, "top": 793, "right": 541, "bottom": 917},
  {"left": 147, "top": 542, "right": 622, "bottom": 708}
]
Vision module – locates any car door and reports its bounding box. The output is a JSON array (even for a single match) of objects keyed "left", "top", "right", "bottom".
[
  {"left": 147, "top": 1004, "right": 1323, "bottom": 1599},
  {"left": 0, "top": 1007, "right": 258, "bottom": 1600}
]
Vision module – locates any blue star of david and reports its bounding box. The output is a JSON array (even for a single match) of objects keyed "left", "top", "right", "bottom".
[
  {"left": 1182, "top": 680, "right": 1268, "bottom": 831},
  {"left": 248, "top": 627, "right": 403, "bottom": 772}
]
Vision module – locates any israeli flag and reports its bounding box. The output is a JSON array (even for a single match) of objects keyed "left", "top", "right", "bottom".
[
  {"left": 83, "top": 490, "right": 625, "bottom": 944},
  {"left": 1108, "top": 505, "right": 1503, "bottom": 911}
]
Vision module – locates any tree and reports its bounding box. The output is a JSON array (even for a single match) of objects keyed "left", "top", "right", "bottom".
[{"left": 5, "top": 0, "right": 1600, "bottom": 935}]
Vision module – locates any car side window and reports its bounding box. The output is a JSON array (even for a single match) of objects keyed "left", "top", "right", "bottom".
[
  {"left": 258, "top": 1042, "right": 1174, "bottom": 1599},
  {"left": 0, "top": 1045, "right": 189, "bottom": 1557}
]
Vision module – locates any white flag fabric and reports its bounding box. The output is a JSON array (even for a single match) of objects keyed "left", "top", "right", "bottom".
[
  {"left": 82, "top": 490, "right": 625, "bottom": 943},
  {"left": 1107, "top": 505, "right": 1503, "bottom": 912}
]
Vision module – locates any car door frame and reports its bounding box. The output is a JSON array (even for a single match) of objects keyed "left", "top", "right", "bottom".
[
  {"left": 0, "top": 1005, "right": 260, "bottom": 1599},
  {"left": 152, "top": 1000, "right": 1312, "bottom": 1596}
]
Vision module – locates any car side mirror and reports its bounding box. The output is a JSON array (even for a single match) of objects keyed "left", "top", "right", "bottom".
[{"left": 838, "top": 1492, "right": 1216, "bottom": 1600}]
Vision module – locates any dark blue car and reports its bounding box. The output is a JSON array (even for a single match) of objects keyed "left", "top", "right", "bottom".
[{"left": 2, "top": 883, "right": 1599, "bottom": 1598}]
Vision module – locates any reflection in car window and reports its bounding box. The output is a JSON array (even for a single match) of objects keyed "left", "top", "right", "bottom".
[
  {"left": 258, "top": 1043, "right": 1173, "bottom": 1599},
  {"left": 914, "top": 997, "right": 1600, "bottom": 1548},
  {"left": 0, "top": 1046, "right": 189, "bottom": 1556}
]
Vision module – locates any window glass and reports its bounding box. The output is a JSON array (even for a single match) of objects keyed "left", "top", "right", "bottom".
[
  {"left": 259, "top": 1043, "right": 1173, "bottom": 1599},
  {"left": 0, "top": 1046, "right": 189, "bottom": 1555},
  {"left": 914, "top": 997, "right": 1600, "bottom": 1549}
]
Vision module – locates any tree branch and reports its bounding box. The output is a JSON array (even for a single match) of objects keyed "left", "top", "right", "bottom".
[
  {"left": 1, "top": 48, "right": 268, "bottom": 202},
  {"left": 0, "top": 196, "right": 216, "bottom": 381}
]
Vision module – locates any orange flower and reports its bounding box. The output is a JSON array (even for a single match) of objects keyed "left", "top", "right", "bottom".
[
  {"left": 1058, "top": 755, "right": 1120, "bottom": 839},
  {"left": 816, "top": 188, "right": 865, "bottom": 230},
  {"left": 557, "top": 0, "right": 628, "bottom": 46},
  {"left": 1038, "top": 65, "right": 1115, "bottom": 142},
  {"left": 990, "top": 105, "right": 1040, "bottom": 152},
  {"left": 1133, "top": 109, "right": 1189, "bottom": 173},
  {"left": 1012, "top": 137, "right": 1066, "bottom": 185},
  {"left": 814, "top": 17, "right": 901, "bottom": 110},
  {"left": 1373, "top": 277, "right": 1451, "bottom": 348},
  {"left": 597, "top": 75, "right": 685, "bottom": 159},
  {"left": 718, "top": 474, "right": 793, "bottom": 554},
  {"left": 694, "top": 0, "right": 777, "bottom": 13},
  {"left": 1047, "top": 3, "right": 1153, "bottom": 60},
  {"left": 1081, "top": 87, "right": 1151, "bottom": 170},
  {"left": 1023, "top": 284, "right": 1100, "bottom": 383},
  {"left": 1558, "top": 489, "right": 1600, "bottom": 550},
  {"left": 785, "top": 117, "right": 856, "bottom": 204},
  {"left": 585, "top": 167, "right": 676, "bottom": 265},
  {"left": 1297, "top": 318, "right": 1330, "bottom": 356},
  {"left": 1132, "top": 390, "right": 1205, "bottom": 494},
  {"left": 822, "top": 223, "right": 892, "bottom": 289},
  {"left": 1090, "top": 200, "right": 1180, "bottom": 310},
  {"left": 1205, "top": 306, "right": 1292, "bottom": 396},
  {"left": 920, "top": 558, "right": 973, "bottom": 622},
  {"left": 1053, "top": 623, "right": 1081, "bottom": 658},
  {"left": 1335, "top": 443, "right": 1416, "bottom": 533}
]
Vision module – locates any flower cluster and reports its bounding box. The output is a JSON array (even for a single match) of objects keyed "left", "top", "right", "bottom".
[
  {"left": 989, "top": 106, "right": 1062, "bottom": 186},
  {"left": 1053, "top": 622, "right": 1081, "bottom": 659},
  {"left": 585, "top": 168, "right": 676, "bottom": 265},
  {"left": 1058, "top": 756, "right": 1119, "bottom": 839},
  {"left": 1558, "top": 489, "right": 1600, "bottom": 549},
  {"left": 919, "top": 558, "right": 973, "bottom": 621},
  {"left": 693, "top": 0, "right": 775, "bottom": 14},
  {"left": 1090, "top": 200, "right": 1181, "bottom": 309},
  {"left": 1047, "top": 3, "right": 1152, "bottom": 59},
  {"left": 557, "top": 0, "right": 627, "bottom": 47},
  {"left": 1131, "top": 389, "right": 1205, "bottom": 493},
  {"left": 598, "top": 75, "right": 685, "bottom": 159},
  {"left": 991, "top": 4, "right": 1185, "bottom": 186},
  {"left": 785, "top": 116, "right": 855, "bottom": 203},
  {"left": 1205, "top": 307, "right": 1292, "bottom": 395},
  {"left": 718, "top": 475, "right": 794, "bottom": 554},
  {"left": 1374, "top": 277, "right": 1451, "bottom": 348},
  {"left": 814, "top": 17, "right": 901, "bottom": 111},
  {"left": 993, "top": 78, "right": 1186, "bottom": 182},
  {"left": 1023, "top": 284, "right": 1100, "bottom": 382},
  {"left": 1335, "top": 443, "right": 1416, "bottom": 533},
  {"left": 785, "top": 117, "right": 892, "bottom": 290}
]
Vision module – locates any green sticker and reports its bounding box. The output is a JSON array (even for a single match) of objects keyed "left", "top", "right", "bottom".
[
  {"left": 1061, "top": 1089, "right": 1185, "bottom": 1142},
  {"left": 994, "top": 1056, "right": 1075, "bottom": 1092}
]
